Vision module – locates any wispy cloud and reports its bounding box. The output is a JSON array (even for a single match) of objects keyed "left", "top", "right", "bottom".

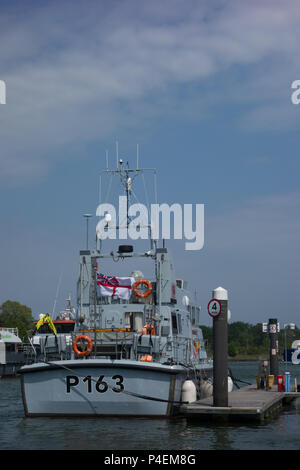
[{"left": 1, "top": 0, "right": 300, "bottom": 183}]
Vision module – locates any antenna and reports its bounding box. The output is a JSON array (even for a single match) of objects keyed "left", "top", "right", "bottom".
[
  {"left": 52, "top": 271, "right": 63, "bottom": 318},
  {"left": 98, "top": 146, "right": 157, "bottom": 249},
  {"left": 106, "top": 149, "right": 109, "bottom": 169},
  {"left": 83, "top": 213, "right": 93, "bottom": 249}
]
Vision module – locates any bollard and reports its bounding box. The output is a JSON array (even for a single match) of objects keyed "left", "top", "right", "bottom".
[
  {"left": 256, "top": 375, "right": 259, "bottom": 389},
  {"left": 267, "top": 375, "right": 274, "bottom": 390},
  {"left": 277, "top": 375, "right": 283, "bottom": 392},
  {"left": 285, "top": 372, "right": 290, "bottom": 392}
]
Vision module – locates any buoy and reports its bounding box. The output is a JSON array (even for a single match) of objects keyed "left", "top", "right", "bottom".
[{"left": 181, "top": 380, "right": 197, "bottom": 403}]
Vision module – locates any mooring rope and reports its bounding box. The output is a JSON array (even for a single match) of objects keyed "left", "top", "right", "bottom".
[{"left": 228, "top": 367, "right": 251, "bottom": 389}]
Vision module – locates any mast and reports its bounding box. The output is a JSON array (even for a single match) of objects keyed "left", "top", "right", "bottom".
[
  {"left": 119, "top": 159, "right": 132, "bottom": 228},
  {"left": 97, "top": 144, "right": 157, "bottom": 249}
]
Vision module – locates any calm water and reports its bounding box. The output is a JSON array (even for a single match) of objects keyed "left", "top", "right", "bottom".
[{"left": 1, "top": 361, "right": 300, "bottom": 451}]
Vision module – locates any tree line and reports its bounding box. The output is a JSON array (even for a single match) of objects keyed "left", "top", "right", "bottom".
[
  {"left": 0, "top": 300, "right": 35, "bottom": 341},
  {"left": 200, "top": 321, "right": 300, "bottom": 358}
]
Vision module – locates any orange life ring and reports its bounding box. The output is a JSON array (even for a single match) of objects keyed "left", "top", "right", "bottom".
[
  {"left": 73, "top": 335, "right": 93, "bottom": 357},
  {"left": 193, "top": 340, "right": 198, "bottom": 358},
  {"left": 133, "top": 279, "right": 152, "bottom": 298},
  {"left": 141, "top": 323, "right": 156, "bottom": 336}
]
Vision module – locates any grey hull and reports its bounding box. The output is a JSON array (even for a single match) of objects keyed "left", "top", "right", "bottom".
[{"left": 20, "top": 359, "right": 208, "bottom": 417}]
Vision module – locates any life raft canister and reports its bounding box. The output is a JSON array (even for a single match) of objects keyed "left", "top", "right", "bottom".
[
  {"left": 73, "top": 335, "right": 93, "bottom": 357},
  {"left": 133, "top": 279, "right": 152, "bottom": 298}
]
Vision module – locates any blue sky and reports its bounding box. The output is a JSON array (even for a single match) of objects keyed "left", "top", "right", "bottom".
[{"left": 0, "top": 0, "right": 299, "bottom": 326}]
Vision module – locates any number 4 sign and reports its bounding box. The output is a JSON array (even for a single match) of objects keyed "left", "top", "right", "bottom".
[{"left": 207, "top": 299, "right": 222, "bottom": 318}]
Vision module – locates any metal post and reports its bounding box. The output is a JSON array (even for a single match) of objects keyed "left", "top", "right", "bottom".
[
  {"left": 284, "top": 326, "right": 287, "bottom": 370},
  {"left": 212, "top": 287, "right": 228, "bottom": 407},
  {"left": 268, "top": 318, "right": 279, "bottom": 381}
]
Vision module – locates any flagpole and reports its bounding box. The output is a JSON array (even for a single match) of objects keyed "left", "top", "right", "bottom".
[{"left": 52, "top": 271, "right": 63, "bottom": 318}]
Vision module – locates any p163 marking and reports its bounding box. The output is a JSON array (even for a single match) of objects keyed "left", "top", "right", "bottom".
[{"left": 66, "top": 374, "right": 124, "bottom": 393}]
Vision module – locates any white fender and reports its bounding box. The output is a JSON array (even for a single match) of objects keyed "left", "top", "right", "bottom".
[
  {"left": 228, "top": 376, "right": 233, "bottom": 392},
  {"left": 181, "top": 380, "right": 197, "bottom": 403}
]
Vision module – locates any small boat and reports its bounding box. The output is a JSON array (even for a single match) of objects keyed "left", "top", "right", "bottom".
[
  {"left": 20, "top": 153, "right": 213, "bottom": 417},
  {"left": 0, "top": 327, "right": 27, "bottom": 377},
  {"left": 30, "top": 295, "right": 76, "bottom": 362}
]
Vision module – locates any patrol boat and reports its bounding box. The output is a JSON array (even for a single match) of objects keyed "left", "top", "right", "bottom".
[{"left": 20, "top": 155, "right": 213, "bottom": 417}]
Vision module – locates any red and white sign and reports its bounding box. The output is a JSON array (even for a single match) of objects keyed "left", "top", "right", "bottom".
[{"left": 207, "top": 298, "right": 222, "bottom": 318}]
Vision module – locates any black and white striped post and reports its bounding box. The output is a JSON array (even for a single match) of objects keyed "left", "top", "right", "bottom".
[{"left": 208, "top": 287, "right": 228, "bottom": 407}]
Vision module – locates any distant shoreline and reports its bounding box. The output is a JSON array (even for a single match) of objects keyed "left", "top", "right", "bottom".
[
  {"left": 208, "top": 355, "right": 270, "bottom": 362},
  {"left": 228, "top": 355, "right": 284, "bottom": 362},
  {"left": 228, "top": 357, "right": 260, "bottom": 362}
]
